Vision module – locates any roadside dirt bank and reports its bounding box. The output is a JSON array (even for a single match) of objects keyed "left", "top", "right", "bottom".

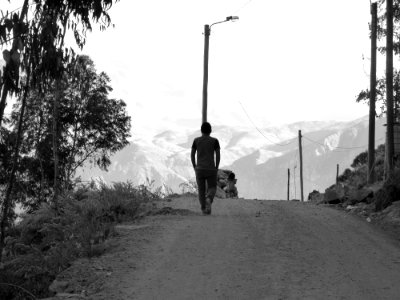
[{"left": 44, "top": 196, "right": 400, "bottom": 300}]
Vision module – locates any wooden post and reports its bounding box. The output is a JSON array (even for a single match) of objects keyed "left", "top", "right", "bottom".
[
  {"left": 298, "top": 130, "right": 304, "bottom": 202},
  {"left": 386, "top": 0, "right": 395, "bottom": 179},
  {"left": 287, "top": 168, "right": 290, "bottom": 201},
  {"left": 368, "top": 2, "right": 377, "bottom": 184},
  {"left": 202, "top": 24, "right": 210, "bottom": 124},
  {"left": 336, "top": 164, "right": 339, "bottom": 186},
  {"left": 293, "top": 165, "right": 297, "bottom": 200}
]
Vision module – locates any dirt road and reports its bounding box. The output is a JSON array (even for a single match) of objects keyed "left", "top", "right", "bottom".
[{"left": 64, "top": 196, "right": 400, "bottom": 300}]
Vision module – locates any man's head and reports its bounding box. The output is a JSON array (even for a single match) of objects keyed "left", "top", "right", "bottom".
[{"left": 201, "top": 122, "right": 212, "bottom": 135}]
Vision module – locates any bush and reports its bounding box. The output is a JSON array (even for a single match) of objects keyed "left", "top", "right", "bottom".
[
  {"left": 0, "top": 181, "right": 159, "bottom": 299},
  {"left": 338, "top": 144, "right": 386, "bottom": 188},
  {"left": 338, "top": 168, "right": 352, "bottom": 182},
  {"left": 179, "top": 179, "right": 198, "bottom": 194},
  {"left": 351, "top": 151, "right": 368, "bottom": 168}
]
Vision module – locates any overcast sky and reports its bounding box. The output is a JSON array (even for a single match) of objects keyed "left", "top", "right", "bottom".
[{"left": 4, "top": 1, "right": 380, "bottom": 136}]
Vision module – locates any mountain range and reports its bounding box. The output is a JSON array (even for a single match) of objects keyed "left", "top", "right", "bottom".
[{"left": 77, "top": 116, "right": 386, "bottom": 200}]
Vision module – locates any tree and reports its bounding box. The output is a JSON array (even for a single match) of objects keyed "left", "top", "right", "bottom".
[
  {"left": 0, "top": 0, "right": 119, "bottom": 126},
  {"left": 11, "top": 55, "right": 131, "bottom": 203},
  {"left": 357, "top": 0, "right": 400, "bottom": 180},
  {"left": 0, "top": 0, "right": 121, "bottom": 262},
  {"left": 0, "top": 0, "right": 30, "bottom": 127},
  {"left": 357, "top": 0, "right": 400, "bottom": 117},
  {"left": 356, "top": 70, "right": 400, "bottom": 116}
]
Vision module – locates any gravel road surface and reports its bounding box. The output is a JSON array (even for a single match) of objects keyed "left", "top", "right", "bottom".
[{"left": 76, "top": 196, "right": 400, "bottom": 300}]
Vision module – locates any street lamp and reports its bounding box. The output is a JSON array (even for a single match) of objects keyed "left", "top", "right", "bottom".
[{"left": 202, "top": 16, "right": 239, "bottom": 124}]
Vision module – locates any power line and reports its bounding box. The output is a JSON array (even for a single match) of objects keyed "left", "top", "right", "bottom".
[
  {"left": 233, "top": 0, "right": 255, "bottom": 14},
  {"left": 303, "top": 135, "right": 385, "bottom": 151},
  {"left": 302, "top": 136, "right": 367, "bottom": 150},
  {"left": 238, "top": 101, "right": 296, "bottom": 147},
  {"left": 268, "top": 128, "right": 297, "bottom": 147},
  {"left": 300, "top": 119, "right": 369, "bottom": 148},
  {"left": 329, "top": 137, "right": 385, "bottom": 152},
  {"left": 300, "top": 118, "right": 382, "bottom": 151}
]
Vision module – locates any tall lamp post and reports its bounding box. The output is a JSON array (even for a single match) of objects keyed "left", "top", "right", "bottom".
[{"left": 202, "top": 16, "right": 239, "bottom": 124}]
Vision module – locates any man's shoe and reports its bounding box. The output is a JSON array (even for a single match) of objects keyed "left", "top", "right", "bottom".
[{"left": 205, "top": 197, "right": 212, "bottom": 214}]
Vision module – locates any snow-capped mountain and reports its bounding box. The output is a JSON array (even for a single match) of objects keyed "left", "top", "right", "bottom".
[
  {"left": 231, "top": 116, "right": 386, "bottom": 199},
  {"left": 77, "top": 116, "right": 386, "bottom": 199}
]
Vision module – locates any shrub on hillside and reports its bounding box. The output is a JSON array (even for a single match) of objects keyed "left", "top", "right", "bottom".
[
  {"left": 375, "top": 168, "right": 400, "bottom": 211},
  {"left": 179, "top": 179, "right": 198, "bottom": 195},
  {"left": 339, "top": 165, "right": 368, "bottom": 188},
  {"left": 338, "top": 144, "right": 386, "bottom": 188},
  {"left": 338, "top": 168, "right": 353, "bottom": 183},
  {"left": 334, "top": 143, "right": 399, "bottom": 211},
  {"left": 351, "top": 151, "right": 368, "bottom": 168}
]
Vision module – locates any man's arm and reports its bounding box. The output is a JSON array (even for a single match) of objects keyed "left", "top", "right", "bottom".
[
  {"left": 215, "top": 148, "right": 220, "bottom": 170},
  {"left": 191, "top": 147, "right": 196, "bottom": 169}
]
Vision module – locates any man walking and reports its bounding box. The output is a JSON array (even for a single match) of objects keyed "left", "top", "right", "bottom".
[{"left": 191, "top": 122, "right": 220, "bottom": 215}]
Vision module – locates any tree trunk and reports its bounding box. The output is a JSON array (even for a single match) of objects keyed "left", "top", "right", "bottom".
[
  {"left": 386, "top": 0, "right": 395, "bottom": 180},
  {"left": 368, "top": 2, "right": 377, "bottom": 184},
  {"left": 0, "top": 81, "right": 29, "bottom": 262},
  {"left": 37, "top": 108, "right": 45, "bottom": 204},
  {"left": 0, "top": 83, "right": 10, "bottom": 127},
  {"left": 66, "top": 125, "right": 78, "bottom": 190},
  {"left": 52, "top": 82, "right": 61, "bottom": 202},
  {"left": 52, "top": 12, "right": 69, "bottom": 203}
]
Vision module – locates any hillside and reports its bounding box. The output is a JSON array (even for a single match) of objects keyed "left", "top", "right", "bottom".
[
  {"left": 232, "top": 116, "right": 387, "bottom": 199},
  {"left": 77, "top": 116, "right": 386, "bottom": 199}
]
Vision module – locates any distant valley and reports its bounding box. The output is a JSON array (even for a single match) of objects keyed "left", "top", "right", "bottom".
[{"left": 78, "top": 116, "right": 386, "bottom": 199}]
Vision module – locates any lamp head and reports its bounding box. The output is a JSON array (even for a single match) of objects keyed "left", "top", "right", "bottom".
[{"left": 226, "top": 16, "right": 239, "bottom": 21}]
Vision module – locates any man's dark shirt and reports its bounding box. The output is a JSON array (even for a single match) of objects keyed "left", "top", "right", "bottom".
[{"left": 192, "top": 135, "right": 220, "bottom": 170}]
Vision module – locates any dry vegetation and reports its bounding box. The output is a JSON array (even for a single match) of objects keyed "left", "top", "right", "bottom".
[
  {"left": 0, "top": 181, "right": 164, "bottom": 299},
  {"left": 309, "top": 144, "right": 400, "bottom": 240}
]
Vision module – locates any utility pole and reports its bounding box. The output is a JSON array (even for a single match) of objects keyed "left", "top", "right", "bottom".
[
  {"left": 336, "top": 164, "right": 339, "bottom": 186},
  {"left": 201, "top": 16, "right": 238, "bottom": 124},
  {"left": 386, "top": 0, "right": 395, "bottom": 179},
  {"left": 287, "top": 168, "right": 290, "bottom": 201},
  {"left": 298, "top": 130, "right": 304, "bottom": 202},
  {"left": 293, "top": 165, "right": 297, "bottom": 200},
  {"left": 368, "top": 2, "right": 378, "bottom": 184},
  {"left": 202, "top": 24, "right": 210, "bottom": 124}
]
